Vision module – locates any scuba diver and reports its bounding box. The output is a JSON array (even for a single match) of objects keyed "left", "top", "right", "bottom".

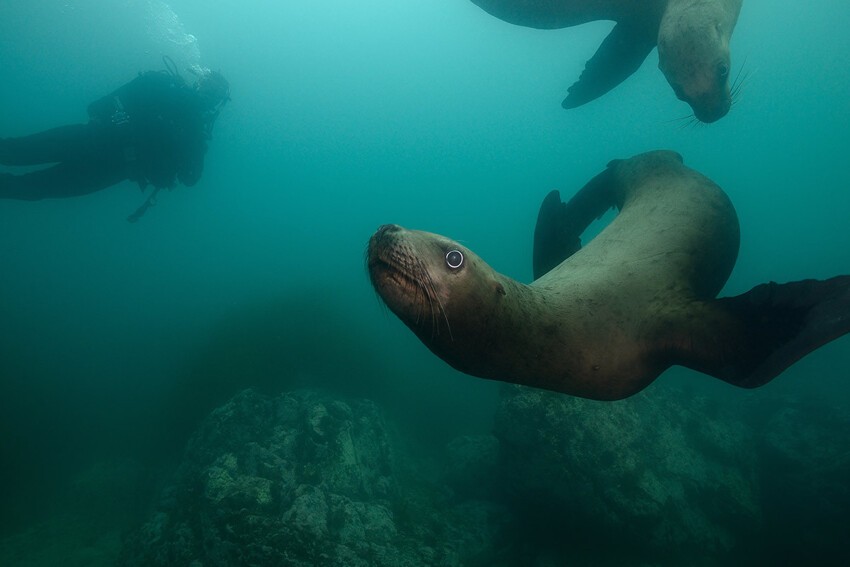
[{"left": 0, "top": 59, "right": 230, "bottom": 221}]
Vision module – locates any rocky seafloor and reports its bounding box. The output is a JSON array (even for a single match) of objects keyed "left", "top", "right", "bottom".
[{"left": 114, "top": 384, "right": 850, "bottom": 566}]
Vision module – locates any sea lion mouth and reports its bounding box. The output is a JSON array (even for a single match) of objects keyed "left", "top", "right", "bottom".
[
  {"left": 369, "top": 255, "right": 418, "bottom": 297},
  {"left": 692, "top": 96, "right": 731, "bottom": 123},
  {"left": 367, "top": 225, "right": 419, "bottom": 292},
  {"left": 367, "top": 225, "right": 452, "bottom": 339}
]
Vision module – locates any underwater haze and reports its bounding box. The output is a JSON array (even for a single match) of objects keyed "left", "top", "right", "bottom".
[{"left": 1, "top": 0, "right": 849, "bottom": 565}]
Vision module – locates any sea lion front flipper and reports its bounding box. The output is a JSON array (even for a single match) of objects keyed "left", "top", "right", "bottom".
[
  {"left": 532, "top": 165, "right": 619, "bottom": 279},
  {"left": 533, "top": 190, "right": 577, "bottom": 280},
  {"left": 681, "top": 277, "right": 850, "bottom": 388},
  {"left": 562, "top": 20, "right": 657, "bottom": 109}
]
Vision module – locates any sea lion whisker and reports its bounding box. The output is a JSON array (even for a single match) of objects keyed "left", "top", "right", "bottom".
[
  {"left": 731, "top": 56, "right": 749, "bottom": 89},
  {"left": 371, "top": 292, "right": 393, "bottom": 319},
  {"left": 400, "top": 256, "right": 430, "bottom": 328},
  {"left": 732, "top": 74, "right": 751, "bottom": 102},
  {"left": 731, "top": 75, "right": 747, "bottom": 98},
  {"left": 375, "top": 248, "right": 434, "bottom": 327},
  {"left": 676, "top": 115, "right": 697, "bottom": 130},
  {"left": 729, "top": 63, "right": 750, "bottom": 104},
  {"left": 676, "top": 115, "right": 701, "bottom": 130},
  {"left": 398, "top": 254, "right": 436, "bottom": 332},
  {"left": 406, "top": 259, "right": 435, "bottom": 331},
  {"left": 432, "top": 290, "right": 454, "bottom": 341},
  {"left": 415, "top": 257, "right": 451, "bottom": 340},
  {"left": 417, "top": 275, "right": 438, "bottom": 333},
  {"left": 417, "top": 257, "right": 453, "bottom": 341},
  {"left": 666, "top": 113, "right": 697, "bottom": 125}
]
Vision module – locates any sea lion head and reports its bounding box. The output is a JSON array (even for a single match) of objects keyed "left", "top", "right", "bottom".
[
  {"left": 367, "top": 224, "right": 507, "bottom": 357},
  {"left": 657, "top": 6, "right": 735, "bottom": 123}
]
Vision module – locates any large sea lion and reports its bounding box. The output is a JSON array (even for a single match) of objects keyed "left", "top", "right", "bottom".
[
  {"left": 469, "top": 0, "right": 743, "bottom": 122},
  {"left": 367, "top": 150, "right": 850, "bottom": 400}
]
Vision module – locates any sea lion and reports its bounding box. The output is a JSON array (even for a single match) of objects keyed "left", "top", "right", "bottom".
[
  {"left": 367, "top": 150, "right": 850, "bottom": 400},
  {"left": 469, "top": 0, "right": 743, "bottom": 122}
]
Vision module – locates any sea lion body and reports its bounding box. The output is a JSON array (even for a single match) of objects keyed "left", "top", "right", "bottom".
[
  {"left": 368, "top": 151, "right": 850, "bottom": 400},
  {"left": 470, "top": 0, "right": 743, "bottom": 122},
  {"left": 524, "top": 151, "right": 739, "bottom": 397},
  {"left": 469, "top": 0, "right": 650, "bottom": 29}
]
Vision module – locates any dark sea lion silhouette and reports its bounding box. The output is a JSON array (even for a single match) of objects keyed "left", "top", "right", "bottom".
[
  {"left": 367, "top": 150, "right": 850, "bottom": 400},
  {"left": 470, "top": 0, "right": 743, "bottom": 122}
]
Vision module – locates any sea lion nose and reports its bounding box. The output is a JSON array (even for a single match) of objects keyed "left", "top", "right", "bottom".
[
  {"left": 376, "top": 224, "right": 400, "bottom": 237},
  {"left": 693, "top": 102, "right": 729, "bottom": 124},
  {"left": 691, "top": 92, "right": 731, "bottom": 123},
  {"left": 371, "top": 224, "right": 402, "bottom": 250}
]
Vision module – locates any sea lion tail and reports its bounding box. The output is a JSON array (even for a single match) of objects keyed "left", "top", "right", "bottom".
[{"left": 699, "top": 276, "right": 850, "bottom": 388}]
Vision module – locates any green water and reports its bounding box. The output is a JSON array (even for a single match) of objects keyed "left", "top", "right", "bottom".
[{"left": 1, "top": 1, "right": 848, "bottom": 564}]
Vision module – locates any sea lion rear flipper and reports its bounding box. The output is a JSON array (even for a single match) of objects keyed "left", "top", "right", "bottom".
[
  {"left": 532, "top": 166, "right": 619, "bottom": 279},
  {"left": 563, "top": 20, "right": 657, "bottom": 109},
  {"left": 681, "top": 277, "right": 850, "bottom": 388}
]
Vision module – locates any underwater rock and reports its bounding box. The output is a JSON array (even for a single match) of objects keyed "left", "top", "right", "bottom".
[
  {"left": 493, "top": 385, "right": 761, "bottom": 563},
  {"left": 757, "top": 403, "right": 850, "bottom": 564},
  {"left": 156, "top": 291, "right": 396, "bottom": 458},
  {"left": 443, "top": 434, "right": 501, "bottom": 499},
  {"left": 122, "top": 388, "right": 509, "bottom": 566}
]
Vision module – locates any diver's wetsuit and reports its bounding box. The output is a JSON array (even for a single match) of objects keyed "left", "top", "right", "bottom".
[{"left": 0, "top": 71, "right": 212, "bottom": 200}]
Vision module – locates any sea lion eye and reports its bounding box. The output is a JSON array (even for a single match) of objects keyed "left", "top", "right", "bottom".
[
  {"left": 445, "top": 250, "right": 464, "bottom": 269},
  {"left": 718, "top": 63, "right": 729, "bottom": 80}
]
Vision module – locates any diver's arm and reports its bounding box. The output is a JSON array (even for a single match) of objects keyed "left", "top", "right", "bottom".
[
  {"left": 177, "top": 139, "right": 206, "bottom": 187},
  {"left": 87, "top": 90, "right": 121, "bottom": 123},
  {"left": 89, "top": 71, "right": 183, "bottom": 122}
]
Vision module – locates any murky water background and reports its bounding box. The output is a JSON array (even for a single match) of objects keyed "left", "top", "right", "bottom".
[{"left": 1, "top": 1, "right": 848, "bottom": 564}]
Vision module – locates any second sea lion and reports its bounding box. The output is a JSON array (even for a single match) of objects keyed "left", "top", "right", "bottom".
[{"left": 469, "top": 0, "right": 743, "bottom": 122}]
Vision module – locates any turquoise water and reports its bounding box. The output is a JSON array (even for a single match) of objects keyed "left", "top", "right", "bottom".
[{"left": 1, "top": 0, "right": 848, "bottom": 564}]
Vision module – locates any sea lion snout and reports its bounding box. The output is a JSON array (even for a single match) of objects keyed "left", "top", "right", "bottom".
[
  {"left": 367, "top": 224, "right": 462, "bottom": 343},
  {"left": 663, "top": 68, "right": 732, "bottom": 123},
  {"left": 368, "top": 224, "right": 405, "bottom": 259},
  {"left": 375, "top": 223, "right": 400, "bottom": 237},
  {"left": 371, "top": 224, "right": 402, "bottom": 248},
  {"left": 367, "top": 225, "right": 423, "bottom": 323},
  {"left": 689, "top": 91, "right": 732, "bottom": 123}
]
